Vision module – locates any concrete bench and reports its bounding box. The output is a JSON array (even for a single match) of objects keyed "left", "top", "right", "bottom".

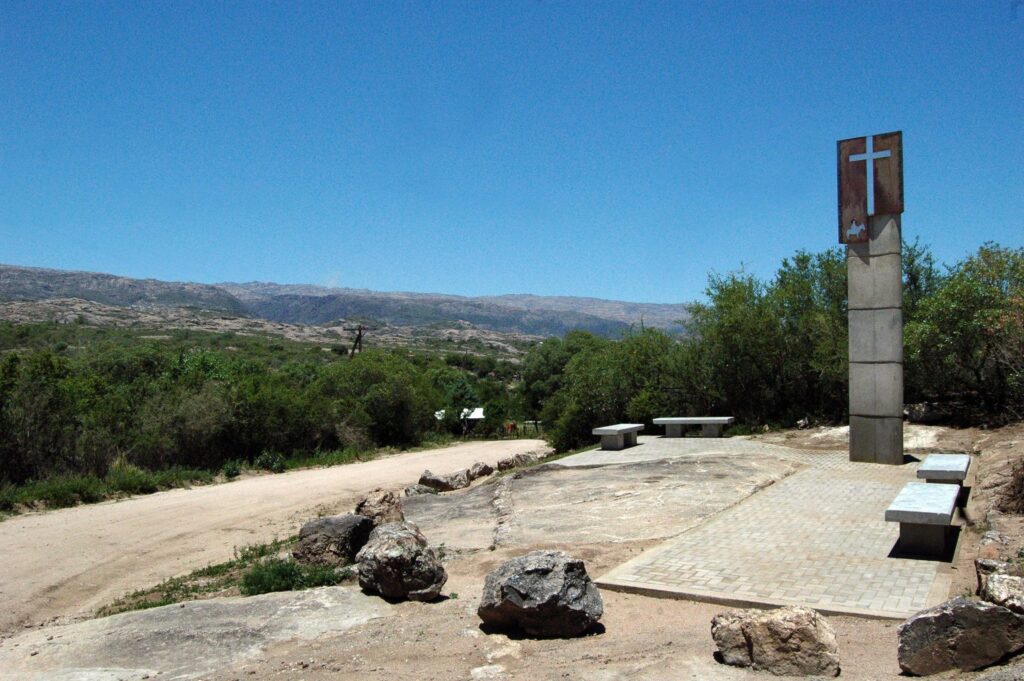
[
  {"left": 653, "top": 416, "right": 735, "bottom": 438},
  {"left": 592, "top": 423, "right": 644, "bottom": 451},
  {"left": 917, "top": 453, "right": 971, "bottom": 484},
  {"left": 917, "top": 453, "right": 972, "bottom": 508},
  {"left": 885, "top": 481, "right": 959, "bottom": 558}
]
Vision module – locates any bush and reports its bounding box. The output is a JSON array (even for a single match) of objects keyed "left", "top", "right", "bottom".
[
  {"left": 241, "top": 558, "right": 302, "bottom": 595},
  {"left": 0, "top": 481, "right": 15, "bottom": 511},
  {"left": 240, "top": 558, "right": 348, "bottom": 595},
  {"left": 106, "top": 457, "right": 159, "bottom": 495},
  {"left": 222, "top": 460, "right": 241, "bottom": 479},
  {"left": 254, "top": 450, "right": 286, "bottom": 474},
  {"left": 18, "top": 474, "right": 106, "bottom": 508}
]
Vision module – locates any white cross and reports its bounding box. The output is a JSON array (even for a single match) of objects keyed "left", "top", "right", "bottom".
[{"left": 849, "top": 135, "right": 891, "bottom": 216}]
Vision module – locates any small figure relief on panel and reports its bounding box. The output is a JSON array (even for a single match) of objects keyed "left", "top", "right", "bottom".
[{"left": 846, "top": 220, "right": 866, "bottom": 241}]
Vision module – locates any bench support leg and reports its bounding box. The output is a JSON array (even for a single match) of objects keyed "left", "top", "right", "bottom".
[
  {"left": 601, "top": 434, "right": 626, "bottom": 451},
  {"left": 625, "top": 431, "right": 638, "bottom": 447},
  {"left": 702, "top": 424, "right": 724, "bottom": 438},
  {"left": 665, "top": 424, "right": 683, "bottom": 438},
  {"left": 899, "top": 523, "right": 948, "bottom": 557}
]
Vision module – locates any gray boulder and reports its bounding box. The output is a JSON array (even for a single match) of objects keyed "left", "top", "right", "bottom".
[
  {"left": 978, "top": 558, "right": 1013, "bottom": 595},
  {"left": 354, "top": 488, "right": 404, "bottom": 526},
  {"left": 468, "top": 461, "right": 494, "bottom": 480},
  {"left": 404, "top": 483, "right": 438, "bottom": 497},
  {"left": 292, "top": 514, "right": 373, "bottom": 567},
  {"left": 984, "top": 574, "right": 1024, "bottom": 615},
  {"left": 711, "top": 606, "right": 840, "bottom": 677},
  {"left": 496, "top": 451, "right": 542, "bottom": 472},
  {"left": 355, "top": 522, "right": 447, "bottom": 602},
  {"left": 477, "top": 550, "right": 603, "bottom": 638},
  {"left": 897, "top": 597, "right": 1024, "bottom": 675},
  {"left": 419, "top": 468, "right": 470, "bottom": 492}
]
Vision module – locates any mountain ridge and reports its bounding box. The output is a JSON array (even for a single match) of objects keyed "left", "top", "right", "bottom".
[{"left": 0, "top": 263, "right": 690, "bottom": 338}]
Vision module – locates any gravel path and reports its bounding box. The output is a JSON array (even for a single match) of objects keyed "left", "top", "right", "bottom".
[{"left": 0, "top": 439, "right": 547, "bottom": 634}]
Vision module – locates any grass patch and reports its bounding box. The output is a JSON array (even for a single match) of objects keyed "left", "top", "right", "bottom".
[
  {"left": 0, "top": 465, "right": 214, "bottom": 514},
  {"left": 282, "top": 447, "right": 370, "bottom": 470},
  {"left": 240, "top": 558, "right": 350, "bottom": 595},
  {"left": 96, "top": 537, "right": 330, "bottom": 616}
]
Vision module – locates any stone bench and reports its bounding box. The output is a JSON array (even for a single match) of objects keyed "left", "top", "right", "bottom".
[
  {"left": 592, "top": 423, "right": 644, "bottom": 451},
  {"left": 917, "top": 453, "right": 970, "bottom": 483},
  {"left": 884, "top": 482, "right": 959, "bottom": 558},
  {"left": 653, "top": 416, "right": 735, "bottom": 438},
  {"left": 917, "top": 453, "right": 972, "bottom": 507}
]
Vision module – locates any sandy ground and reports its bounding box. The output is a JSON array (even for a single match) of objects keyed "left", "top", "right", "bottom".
[
  {"left": 0, "top": 439, "right": 547, "bottom": 636},
  {"left": 5, "top": 425, "right": 1024, "bottom": 680}
]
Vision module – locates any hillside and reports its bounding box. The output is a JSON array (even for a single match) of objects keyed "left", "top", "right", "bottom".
[{"left": 0, "top": 264, "right": 690, "bottom": 338}]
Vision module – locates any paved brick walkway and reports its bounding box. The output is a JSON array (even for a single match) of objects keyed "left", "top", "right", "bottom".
[{"left": 595, "top": 437, "right": 953, "bottom": 619}]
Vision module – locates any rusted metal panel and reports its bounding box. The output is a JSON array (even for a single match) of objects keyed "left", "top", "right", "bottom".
[
  {"left": 838, "top": 136, "right": 869, "bottom": 243},
  {"left": 837, "top": 131, "right": 904, "bottom": 243}
]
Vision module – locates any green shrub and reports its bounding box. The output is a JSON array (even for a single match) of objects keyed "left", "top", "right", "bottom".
[
  {"left": 241, "top": 558, "right": 302, "bottom": 595},
  {"left": 240, "top": 558, "right": 349, "bottom": 596},
  {"left": 222, "top": 460, "right": 242, "bottom": 479},
  {"left": 0, "top": 481, "right": 16, "bottom": 511},
  {"left": 106, "top": 457, "right": 159, "bottom": 495},
  {"left": 18, "top": 474, "right": 106, "bottom": 508},
  {"left": 254, "top": 450, "right": 286, "bottom": 474}
]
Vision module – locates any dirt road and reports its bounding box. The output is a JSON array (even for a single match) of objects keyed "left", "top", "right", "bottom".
[{"left": 0, "top": 439, "right": 547, "bottom": 635}]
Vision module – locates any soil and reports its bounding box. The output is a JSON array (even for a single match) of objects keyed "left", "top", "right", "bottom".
[
  {"left": 6, "top": 425, "right": 1024, "bottom": 680},
  {"left": 0, "top": 439, "right": 548, "bottom": 636}
]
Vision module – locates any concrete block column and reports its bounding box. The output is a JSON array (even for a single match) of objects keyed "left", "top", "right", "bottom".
[{"left": 848, "top": 214, "right": 903, "bottom": 464}]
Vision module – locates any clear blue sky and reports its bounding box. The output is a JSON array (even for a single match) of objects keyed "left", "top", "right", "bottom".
[{"left": 2, "top": 1, "right": 1021, "bottom": 303}]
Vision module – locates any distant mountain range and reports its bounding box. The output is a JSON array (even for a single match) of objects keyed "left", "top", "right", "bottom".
[{"left": 0, "top": 264, "right": 690, "bottom": 338}]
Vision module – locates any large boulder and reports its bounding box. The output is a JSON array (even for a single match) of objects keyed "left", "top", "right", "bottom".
[
  {"left": 477, "top": 550, "right": 603, "bottom": 638},
  {"left": 292, "top": 514, "right": 373, "bottom": 567},
  {"left": 711, "top": 606, "right": 840, "bottom": 677},
  {"left": 419, "top": 468, "right": 470, "bottom": 492},
  {"left": 468, "top": 461, "right": 494, "bottom": 480},
  {"left": 355, "top": 522, "right": 447, "bottom": 602},
  {"left": 897, "top": 597, "right": 1024, "bottom": 675},
  {"left": 354, "top": 488, "right": 404, "bottom": 526}
]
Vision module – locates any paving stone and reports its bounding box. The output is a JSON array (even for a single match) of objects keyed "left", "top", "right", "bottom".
[{"left": 597, "top": 439, "right": 949, "bottom": 618}]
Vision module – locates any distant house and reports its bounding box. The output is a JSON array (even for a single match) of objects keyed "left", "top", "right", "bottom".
[{"left": 434, "top": 407, "right": 485, "bottom": 421}]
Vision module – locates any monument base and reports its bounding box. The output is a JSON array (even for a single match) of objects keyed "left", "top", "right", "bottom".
[{"left": 849, "top": 415, "right": 903, "bottom": 465}]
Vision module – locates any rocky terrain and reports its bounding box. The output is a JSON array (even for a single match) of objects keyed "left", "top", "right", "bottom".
[
  {"left": 0, "top": 297, "right": 538, "bottom": 357},
  {"left": 1, "top": 264, "right": 691, "bottom": 339}
]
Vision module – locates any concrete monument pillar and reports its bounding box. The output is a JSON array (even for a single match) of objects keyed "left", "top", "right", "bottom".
[
  {"left": 838, "top": 131, "right": 905, "bottom": 465},
  {"left": 848, "top": 215, "right": 903, "bottom": 464}
]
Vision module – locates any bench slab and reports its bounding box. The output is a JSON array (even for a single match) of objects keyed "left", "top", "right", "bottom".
[
  {"left": 592, "top": 424, "right": 645, "bottom": 435},
  {"left": 654, "top": 416, "right": 734, "bottom": 438},
  {"left": 885, "top": 482, "right": 958, "bottom": 525},
  {"left": 653, "top": 417, "right": 735, "bottom": 425},
  {"left": 917, "top": 453, "right": 971, "bottom": 482},
  {"left": 593, "top": 423, "right": 644, "bottom": 451}
]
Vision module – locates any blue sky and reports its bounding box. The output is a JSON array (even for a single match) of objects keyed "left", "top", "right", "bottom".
[{"left": 1, "top": 1, "right": 1021, "bottom": 303}]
